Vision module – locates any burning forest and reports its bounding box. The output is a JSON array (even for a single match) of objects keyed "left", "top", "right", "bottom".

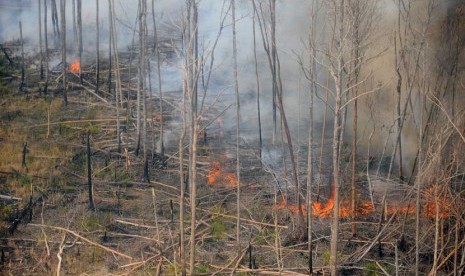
[{"left": 0, "top": 0, "right": 465, "bottom": 275}]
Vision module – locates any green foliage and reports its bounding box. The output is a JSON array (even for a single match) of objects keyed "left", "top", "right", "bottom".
[
  {"left": 79, "top": 212, "right": 112, "bottom": 232},
  {"left": 322, "top": 250, "right": 344, "bottom": 266},
  {"left": 194, "top": 263, "right": 209, "bottom": 274},
  {"left": 0, "top": 205, "right": 11, "bottom": 220},
  {"left": 166, "top": 262, "right": 180, "bottom": 275},
  {"left": 80, "top": 215, "right": 100, "bottom": 232},
  {"left": 363, "top": 261, "right": 382, "bottom": 276},
  {"left": 87, "top": 124, "right": 100, "bottom": 135},
  {"left": 210, "top": 218, "right": 227, "bottom": 240},
  {"left": 19, "top": 174, "right": 31, "bottom": 186}
]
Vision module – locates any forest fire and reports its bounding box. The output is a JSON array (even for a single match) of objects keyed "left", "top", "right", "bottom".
[
  {"left": 277, "top": 184, "right": 452, "bottom": 219},
  {"left": 207, "top": 161, "right": 237, "bottom": 187},
  {"left": 69, "top": 60, "right": 80, "bottom": 73}
]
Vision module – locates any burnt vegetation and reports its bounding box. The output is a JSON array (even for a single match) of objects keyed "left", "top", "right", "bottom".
[{"left": 0, "top": 0, "right": 465, "bottom": 275}]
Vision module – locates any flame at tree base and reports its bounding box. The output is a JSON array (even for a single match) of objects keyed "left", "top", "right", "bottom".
[
  {"left": 206, "top": 160, "right": 452, "bottom": 219},
  {"left": 276, "top": 184, "right": 452, "bottom": 219},
  {"left": 69, "top": 60, "right": 80, "bottom": 73},
  {"left": 207, "top": 161, "right": 237, "bottom": 187}
]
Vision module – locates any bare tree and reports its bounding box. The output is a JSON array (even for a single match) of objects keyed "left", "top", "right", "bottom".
[
  {"left": 327, "top": 1, "right": 346, "bottom": 274},
  {"left": 77, "top": 0, "right": 82, "bottom": 83},
  {"left": 51, "top": 0, "right": 60, "bottom": 45},
  {"left": 252, "top": 0, "right": 303, "bottom": 235},
  {"left": 19, "top": 22, "right": 25, "bottom": 93},
  {"left": 61, "top": 0, "right": 67, "bottom": 106},
  {"left": 231, "top": 0, "right": 241, "bottom": 249},
  {"left": 87, "top": 131, "right": 95, "bottom": 210},
  {"left": 95, "top": 0, "right": 100, "bottom": 94},
  {"left": 252, "top": 11, "right": 263, "bottom": 161},
  {"left": 152, "top": 0, "right": 164, "bottom": 157},
  {"left": 39, "top": 0, "right": 44, "bottom": 82},
  {"left": 109, "top": 0, "right": 122, "bottom": 154},
  {"left": 44, "top": 0, "right": 49, "bottom": 94}
]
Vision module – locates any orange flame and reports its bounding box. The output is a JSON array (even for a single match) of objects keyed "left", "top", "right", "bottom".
[
  {"left": 69, "top": 60, "right": 80, "bottom": 73},
  {"left": 207, "top": 161, "right": 237, "bottom": 187},
  {"left": 276, "top": 184, "right": 451, "bottom": 219}
]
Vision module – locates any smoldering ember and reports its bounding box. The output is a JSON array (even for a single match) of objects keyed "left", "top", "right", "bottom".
[{"left": 0, "top": 0, "right": 464, "bottom": 275}]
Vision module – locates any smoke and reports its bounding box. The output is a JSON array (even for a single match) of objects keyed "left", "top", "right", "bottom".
[{"left": 2, "top": 0, "right": 461, "bottom": 178}]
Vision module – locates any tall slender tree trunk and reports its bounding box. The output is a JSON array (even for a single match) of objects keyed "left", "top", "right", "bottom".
[
  {"left": 19, "top": 22, "right": 25, "bottom": 93},
  {"left": 135, "top": 0, "right": 142, "bottom": 156},
  {"left": 415, "top": 82, "right": 425, "bottom": 276},
  {"left": 317, "top": 81, "right": 329, "bottom": 201},
  {"left": 252, "top": 10, "right": 262, "bottom": 161},
  {"left": 44, "top": 0, "right": 49, "bottom": 94},
  {"left": 330, "top": 1, "right": 345, "bottom": 274},
  {"left": 61, "top": 0, "right": 67, "bottom": 106},
  {"left": 179, "top": 63, "right": 187, "bottom": 276},
  {"left": 72, "top": 0, "right": 77, "bottom": 44},
  {"left": 140, "top": 0, "right": 149, "bottom": 182},
  {"left": 95, "top": 0, "right": 100, "bottom": 94},
  {"left": 87, "top": 131, "right": 95, "bottom": 210},
  {"left": 39, "top": 0, "right": 44, "bottom": 81},
  {"left": 231, "top": 0, "right": 241, "bottom": 249},
  {"left": 152, "top": 0, "right": 164, "bottom": 156},
  {"left": 307, "top": 2, "right": 317, "bottom": 273},
  {"left": 110, "top": 0, "right": 121, "bottom": 154},
  {"left": 186, "top": 1, "right": 199, "bottom": 273},
  {"left": 77, "top": 0, "right": 82, "bottom": 84},
  {"left": 51, "top": 0, "right": 60, "bottom": 46},
  {"left": 271, "top": 0, "right": 277, "bottom": 144}
]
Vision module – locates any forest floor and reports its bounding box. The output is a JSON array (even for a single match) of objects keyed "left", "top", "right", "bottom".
[{"left": 0, "top": 43, "right": 452, "bottom": 276}]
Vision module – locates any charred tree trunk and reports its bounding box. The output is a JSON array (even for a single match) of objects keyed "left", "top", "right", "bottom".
[
  {"left": 39, "top": 0, "right": 44, "bottom": 82},
  {"left": 51, "top": 0, "right": 60, "bottom": 45}
]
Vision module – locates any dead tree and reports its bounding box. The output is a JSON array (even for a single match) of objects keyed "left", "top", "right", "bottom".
[
  {"left": 39, "top": 0, "right": 44, "bottom": 81},
  {"left": 252, "top": 9, "right": 262, "bottom": 161},
  {"left": 138, "top": 0, "right": 149, "bottom": 182},
  {"left": 109, "top": 0, "right": 122, "bottom": 154},
  {"left": 185, "top": 1, "right": 200, "bottom": 273},
  {"left": 306, "top": 1, "right": 319, "bottom": 272},
  {"left": 51, "top": 0, "right": 60, "bottom": 46},
  {"left": 135, "top": 0, "right": 143, "bottom": 156},
  {"left": 231, "top": 0, "right": 241, "bottom": 249},
  {"left": 19, "top": 22, "right": 25, "bottom": 93},
  {"left": 178, "top": 51, "right": 188, "bottom": 276},
  {"left": 61, "top": 0, "right": 67, "bottom": 106},
  {"left": 87, "top": 131, "right": 95, "bottom": 210},
  {"left": 253, "top": 0, "right": 304, "bottom": 235},
  {"left": 77, "top": 0, "right": 82, "bottom": 83},
  {"left": 44, "top": 0, "right": 49, "bottom": 94},
  {"left": 347, "top": 0, "right": 377, "bottom": 237},
  {"left": 95, "top": 0, "right": 100, "bottom": 94},
  {"left": 72, "top": 0, "right": 77, "bottom": 44},
  {"left": 329, "top": 1, "right": 345, "bottom": 274},
  {"left": 152, "top": 0, "right": 164, "bottom": 157}
]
